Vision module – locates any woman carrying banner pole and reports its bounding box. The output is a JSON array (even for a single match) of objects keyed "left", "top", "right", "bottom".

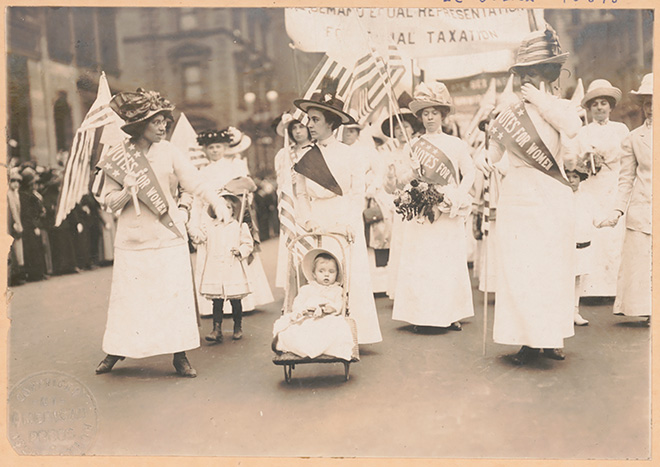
[
  {"left": 94, "top": 88, "right": 229, "bottom": 377},
  {"left": 475, "top": 27, "right": 582, "bottom": 364}
]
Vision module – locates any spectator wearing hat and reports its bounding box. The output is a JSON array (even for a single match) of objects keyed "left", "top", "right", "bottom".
[
  {"left": 189, "top": 128, "right": 274, "bottom": 318},
  {"left": 8, "top": 169, "right": 25, "bottom": 286},
  {"left": 597, "top": 73, "right": 653, "bottom": 324},
  {"left": 565, "top": 79, "right": 630, "bottom": 299},
  {"left": 293, "top": 81, "right": 382, "bottom": 345},
  {"left": 94, "top": 88, "right": 230, "bottom": 378},
  {"left": 272, "top": 113, "right": 312, "bottom": 288},
  {"left": 388, "top": 82, "right": 475, "bottom": 332},
  {"left": 381, "top": 93, "right": 423, "bottom": 299},
  {"left": 476, "top": 26, "right": 583, "bottom": 364},
  {"left": 18, "top": 167, "right": 47, "bottom": 282}
]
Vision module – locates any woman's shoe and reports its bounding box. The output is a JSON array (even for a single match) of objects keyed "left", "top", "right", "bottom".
[
  {"left": 448, "top": 321, "right": 462, "bottom": 331},
  {"left": 173, "top": 352, "right": 197, "bottom": 378},
  {"left": 542, "top": 348, "right": 566, "bottom": 360},
  {"left": 95, "top": 355, "right": 125, "bottom": 374},
  {"left": 510, "top": 346, "right": 540, "bottom": 365},
  {"left": 205, "top": 323, "right": 223, "bottom": 343},
  {"left": 574, "top": 312, "right": 589, "bottom": 326}
]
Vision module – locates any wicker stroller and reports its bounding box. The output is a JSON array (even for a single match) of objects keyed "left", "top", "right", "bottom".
[{"left": 272, "top": 231, "right": 359, "bottom": 383}]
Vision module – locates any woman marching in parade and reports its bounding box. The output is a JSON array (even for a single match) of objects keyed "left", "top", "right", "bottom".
[
  {"left": 565, "top": 79, "right": 630, "bottom": 299},
  {"left": 476, "top": 27, "right": 582, "bottom": 364},
  {"left": 293, "top": 82, "right": 383, "bottom": 345},
  {"left": 95, "top": 88, "right": 229, "bottom": 377},
  {"left": 388, "top": 82, "right": 475, "bottom": 332},
  {"left": 597, "top": 73, "right": 653, "bottom": 324}
]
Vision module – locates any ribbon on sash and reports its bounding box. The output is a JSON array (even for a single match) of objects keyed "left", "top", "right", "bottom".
[
  {"left": 410, "top": 137, "right": 457, "bottom": 186},
  {"left": 97, "top": 140, "right": 183, "bottom": 238},
  {"left": 489, "top": 100, "right": 569, "bottom": 187}
]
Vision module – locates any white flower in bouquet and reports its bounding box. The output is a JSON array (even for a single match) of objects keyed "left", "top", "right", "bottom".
[{"left": 418, "top": 181, "right": 429, "bottom": 191}]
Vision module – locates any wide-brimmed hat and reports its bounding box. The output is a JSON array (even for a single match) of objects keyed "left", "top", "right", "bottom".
[
  {"left": 274, "top": 112, "right": 303, "bottom": 138},
  {"left": 581, "top": 79, "right": 622, "bottom": 109},
  {"left": 630, "top": 73, "right": 653, "bottom": 102},
  {"left": 380, "top": 92, "right": 422, "bottom": 137},
  {"left": 509, "top": 26, "right": 569, "bottom": 75},
  {"left": 294, "top": 77, "right": 355, "bottom": 125},
  {"left": 224, "top": 176, "right": 258, "bottom": 194},
  {"left": 409, "top": 82, "right": 454, "bottom": 117},
  {"left": 343, "top": 109, "right": 364, "bottom": 131},
  {"left": 301, "top": 248, "right": 343, "bottom": 285},
  {"left": 197, "top": 129, "right": 232, "bottom": 147},
  {"left": 110, "top": 88, "right": 175, "bottom": 134},
  {"left": 225, "top": 127, "right": 252, "bottom": 155}
]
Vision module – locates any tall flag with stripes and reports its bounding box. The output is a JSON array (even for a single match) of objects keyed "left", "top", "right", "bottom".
[
  {"left": 346, "top": 45, "right": 405, "bottom": 125},
  {"left": 55, "top": 72, "right": 124, "bottom": 227}
]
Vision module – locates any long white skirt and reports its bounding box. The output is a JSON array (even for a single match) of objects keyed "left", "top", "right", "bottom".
[
  {"left": 613, "top": 229, "right": 651, "bottom": 317},
  {"left": 102, "top": 244, "right": 200, "bottom": 358},
  {"left": 493, "top": 167, "right": 575, "bottom": 349},
  {"left": 392, "top": 215, "right": 474, "bottom": 327},
  {"left": 386, "top": 216, "right": 404, "bottom": 299}
]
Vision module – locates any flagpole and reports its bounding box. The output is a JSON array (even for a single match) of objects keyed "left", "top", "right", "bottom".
[{"left": 481, "top": 135, "right": 491, "bottom": 356}]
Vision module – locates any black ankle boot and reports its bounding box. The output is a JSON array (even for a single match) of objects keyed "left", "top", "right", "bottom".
[
  {"left": 95, "top": 354, "right": 125, "bottom": 374},
  {"left": 205, "top": 322, "right": 223, "bottom": 343},
  {"left": 233, "top": 322, "right": 243, "bottom": 340},
  {"left": 510, "top": 346, "right": 540, "bottom": 365}
]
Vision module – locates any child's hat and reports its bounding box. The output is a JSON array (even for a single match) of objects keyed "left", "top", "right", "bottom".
[{"left": 301, "top": 248, "right": 343, "bottom": 285}]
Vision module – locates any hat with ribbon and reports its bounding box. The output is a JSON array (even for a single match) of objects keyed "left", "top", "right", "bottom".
[
  {"left": 630, "top": 73, "right": 653, "bottom": 102},
  {"left": 225, "top": 127, "right": 252, "bottom": 155},
  {"left": 301, "top": 248, "right": 344, "bottom": 286},
  {"left": 274, "top": 112, "right": 300, "bottom": 137},
  {"left": 294, "top": 77, "right": 355, "bottom": 125},
  {"left": 581, "top": 79, "right": 622, "bottom": 109},
  {"left": 509, "top": 25, "right": 569, "bottom": 75},
  {"left": 409, "top": 82, "right": 454, "bottom": 117},
  {"left": 380, "top": 91, "right": 423, "bottom": 138},
  {"left": 109, "top": 88, "right": 175, "bottom": 134}
]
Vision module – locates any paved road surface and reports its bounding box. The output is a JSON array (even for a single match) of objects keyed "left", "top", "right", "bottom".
[{"left": 6, "top": 238, "right": 650, "bottom": 459}]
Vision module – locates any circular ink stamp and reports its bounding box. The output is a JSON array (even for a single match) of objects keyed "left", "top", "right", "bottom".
[{"left": 7, "top": 371, "right": 98, "bottom": 455}]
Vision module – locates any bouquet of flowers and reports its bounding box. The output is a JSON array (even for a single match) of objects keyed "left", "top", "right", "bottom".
[{"left": 393, "top": 179, "right": 445, "bottom": 223}]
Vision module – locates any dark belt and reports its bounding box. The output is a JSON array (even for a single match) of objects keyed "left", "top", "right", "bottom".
[{"left": 576, "top": 241, "right": 591, "bottom": 249}]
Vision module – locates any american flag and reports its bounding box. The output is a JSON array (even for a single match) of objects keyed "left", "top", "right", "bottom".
[{"left": 55, "top": 72, "right": 124, "bottom": 227}]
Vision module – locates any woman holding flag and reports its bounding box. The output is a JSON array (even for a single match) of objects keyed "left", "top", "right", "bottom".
[
  {"left": 389, "top": 82, "right": 475, "bottom": 331},
  {"left": 94, "top": 88, "right": 229, "bottom": 378},
  {"left": 293, "top": 85, "right": 382, "bottom": 345},
  {"left": 476, "top": 27, "right": 582, "bottom": 364}
]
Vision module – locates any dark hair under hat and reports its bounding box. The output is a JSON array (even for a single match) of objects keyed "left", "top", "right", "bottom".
[
  {"left": 509, "top": 25, "right": 568, "bottom": 75},
  {"left": 293, "top": 77, "right": 355, "bottom": 126},
  {"left": 110, "top": 88, "right": 175, "bottom": 134}
]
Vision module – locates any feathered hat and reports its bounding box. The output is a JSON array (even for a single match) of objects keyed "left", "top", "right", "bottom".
[
  {"left": 109, "top": 88, "right": 175, "bottom": 134},
  {"left": 294, "top": 77, "right": 355, "bottom": 125}
]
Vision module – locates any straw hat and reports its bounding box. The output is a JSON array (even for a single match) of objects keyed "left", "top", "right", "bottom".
[
  {"left": 110, "top": 88, "right": 175, "bottom": 134},
  {"left": 294, "top": 77, "right": 355, "bottom": 125},
  {"left": 581, "top": 79, "right": 622, "bottom": 109},
  {"left": 301, "top": 248, "right": 343, "bottom": 285},
  {"left": 509, "top": 26, "right": 568, "bottom": 75},
  {"left": 225, "top": 127, "right": 252, "bottom": 155},
  {"left": 343, "top": 109, "right": 364, "bottom": 131},
  {"left": 409, "top": 82, "right": 454, "bottom": 117},
  {"left": 380, "top": 92, "right": 422, "bottom": 138},
  {"left": 630, "top": 73, "right": 653, "bottom": 102},
  {"left": 274, "top": 112, "right": 297, "bottom": 137}
]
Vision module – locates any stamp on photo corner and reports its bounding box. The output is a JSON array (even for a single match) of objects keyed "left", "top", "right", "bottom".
[{"left": 7, "top": 371, "right": 98, "bottom": 455}]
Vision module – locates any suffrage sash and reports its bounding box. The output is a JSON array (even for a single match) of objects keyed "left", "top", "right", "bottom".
[
  {"left": 410, "top": 137, "right": 457, "bottom": 186},
  {"left": 294, "top": 144, "right": 343, "bottom": 196},
  {"left": 489, "top": 100, "right": 569, "bottom": 187},
  {"left": 97, "top": 140, "right": 183, "bottom": 238}
]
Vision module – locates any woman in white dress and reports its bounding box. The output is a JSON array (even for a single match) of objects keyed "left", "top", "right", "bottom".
[
  {"left": 597, "top": 73, "right": 652, "bottom": 323},
  {"left": 476, "top": 27, "right": 582, "bottom": 364},
  {"left": 381, "top": 96, "right": 422, "bottom": 299},
  {"left": 293, "top": 88, "right": 382, "bottom": 345},
  {"left": 95, "top": 89, "right": 228, "bottom": 377},
  {"left": 389, "top": 82, "right": 475, "bottom": 331},
  {"left": 272, "top": 113, "right": 312, "bottom": 288},
  {"left": 189, "top": 128, "right": 274, "bottom": 317},
  {"left": 566, "top": 79, "right": 630, "bottom": 298}
]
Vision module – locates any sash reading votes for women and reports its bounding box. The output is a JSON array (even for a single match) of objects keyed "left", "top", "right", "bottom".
[
  {"left": 410, "top": 138, "right": 457, "bottom": 186},
  {"left": 97, "top": 140, "right": 183, "bottom": 238},
  {"left": 489, "top": 100, "right": 570, "bottom": 187}
]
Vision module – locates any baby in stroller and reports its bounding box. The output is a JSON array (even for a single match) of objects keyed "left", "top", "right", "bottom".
[{"left": 272, "top": 248, "right": 354, "bottom": 361}]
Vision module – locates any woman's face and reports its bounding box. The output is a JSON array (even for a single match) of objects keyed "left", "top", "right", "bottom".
[
  {"left": 421, "top": 107, "right": 444, "bottom": 134},
  {"left": 291, "top": 122, "right": 310, "bottom": 144},
  {"left": 142, "top": 114, "right": 169, "bottom": 144},
  {"left": 307, "top": 109, "right": 334, "bottom": 141},
  {"left": 642, "top": 96, "right": 652, "bottom": 120},
  {"left": 205, "top": 142, "right": 229, "bottom": 161},
  {"left": 589, "top": 98, "right": 612, "bottom": 123},
  {"left": 394, "top": 121, "right": 414, "bottom": 144},
  {"left": 518, "top": 67, "right": 544, "bottom": 89},
  {"left": 342, "top": 128, "right": 360, "bottom": 146}
]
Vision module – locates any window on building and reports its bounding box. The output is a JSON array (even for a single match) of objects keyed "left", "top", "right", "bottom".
[
  {"left": 54, "top": 91, "right": 73, "bottom": 152},
  {"left": 179, "top": 8, "right": 198, "bottom": 31},
  {"left": 8, "top": 7, "right": 42, "bottom": 59},
  {"left": 97, "top": 8, "right": 119, "bottom": 75},
  {"left": 183, "top": 63, "right": 203, "bottom": 102},
  {"left": 46, "top": 8, "right": 73, "bottom": 64},
  {"left": 73, "top": 8, "right": 98, "bottom": 68}
]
